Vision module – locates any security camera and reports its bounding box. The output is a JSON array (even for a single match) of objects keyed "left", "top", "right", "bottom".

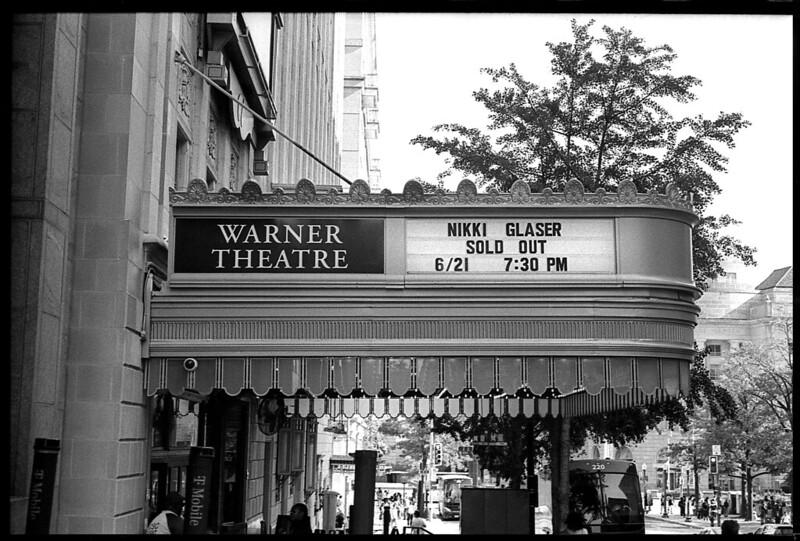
[{"left": 183, "top": 357, "right": 198, "bottom": 372}]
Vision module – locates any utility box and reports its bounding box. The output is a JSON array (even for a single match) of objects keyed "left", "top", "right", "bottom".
[
  {"left": 460, "top": 488, "right": 529, "bottom": 535},
  {"left": 322, "top": 491, "right": 340, "bottom": 531}
]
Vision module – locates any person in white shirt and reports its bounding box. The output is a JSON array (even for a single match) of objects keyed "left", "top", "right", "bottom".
[
  {"left": 410, "top": 510, "right": 427, "bottom": 530},
  {"left": 145, "top": 492, "right": 184, "bottom": 535}
]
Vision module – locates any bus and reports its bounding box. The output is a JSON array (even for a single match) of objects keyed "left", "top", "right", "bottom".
[
  {"left": 433, "top": 473, "right": 473, "bottom": 520},
  {"left": 569, "top": 459, "right": 645, "bottom": 534}
]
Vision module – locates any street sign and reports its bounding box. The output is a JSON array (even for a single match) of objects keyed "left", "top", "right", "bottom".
[{"left": 712, "top": 445, "right": 721, "bottom": 456}]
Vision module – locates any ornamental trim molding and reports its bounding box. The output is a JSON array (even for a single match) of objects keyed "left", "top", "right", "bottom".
[
  {"left": 149, "top": 318, "right": 693, "bottom": 345},
  {"left": 169, "top": 177, "right": 693, "bottom": 210}
]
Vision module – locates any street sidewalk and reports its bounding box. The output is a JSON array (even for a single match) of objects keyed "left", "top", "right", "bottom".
[{"left": 647, "top": 513, "right": 760, "bottom": 530}]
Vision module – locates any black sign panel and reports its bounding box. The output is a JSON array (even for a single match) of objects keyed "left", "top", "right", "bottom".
[
  {"left": 26, "top": 438, "right": 60, "bottom": 534},
  {"left": 184, "top": 446, "right": 215, "bottom": 534},
  {"left": 173, "top": 218, "right": 384, "bottom": 274}
]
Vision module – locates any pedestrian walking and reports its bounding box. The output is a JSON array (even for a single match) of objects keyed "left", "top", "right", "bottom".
[
  {"left": 766, "top": 498, "right": 775, "bottom": 524},
  {"left": 702, "top": 498, "right": 709, "bottom": 521},
  {"left": 145, "top": 492, "right": 185, "bottom": 535},
  {"left": 679, "top": 496, "right": 686, "bottom": 517},
  {"left": 710, "top": 497, "right": 719, "bottom": 527},
  {"left": 335, "top": 506, "right": 345, "bottom": 529},
  {"left": 722, "top": 498, "right": 730, "bottom": 518}
]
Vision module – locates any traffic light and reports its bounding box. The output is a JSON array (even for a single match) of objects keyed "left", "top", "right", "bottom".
[
  {"left": 709, "top": 455, "right": 719, "bottom": 474},
  {"left": 434, "top": 443, "right": 443, "bottom": 465}
]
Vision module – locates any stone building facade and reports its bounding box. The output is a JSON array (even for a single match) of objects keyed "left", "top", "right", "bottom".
[
  {"left": 341, "top": 12, "right": 381, "bottom": 190},
  {"left": 10, "top": 12, "right": 348, "bottom": 534}
]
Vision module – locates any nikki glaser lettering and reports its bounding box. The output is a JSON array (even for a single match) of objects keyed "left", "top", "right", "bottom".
[{"left": 211, "top": 223, "right": 349, "bottom": 270}]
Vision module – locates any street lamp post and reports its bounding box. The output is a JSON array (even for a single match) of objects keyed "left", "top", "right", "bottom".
[
  {"left": 662, "top": 458, "right": 670, "bottom": 518},
  {"left": 642, "top": 464, "right": 648, "bottom": 514},
  {"left": 685, "top": 467, "right": 692, "bottom": 522}
]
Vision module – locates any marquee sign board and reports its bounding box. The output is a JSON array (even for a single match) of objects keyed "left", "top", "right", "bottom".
[
  {"left": 172, "top": 217, "right": 384, "bottom": 274},
  {"left": 406, "top": 218, "right": 615, "bottom": 274}
]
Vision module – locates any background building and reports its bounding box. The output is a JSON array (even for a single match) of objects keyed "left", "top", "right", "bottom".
[
  {"left": 266, "top": 13, "right": 344, "bottom": 192},
  {"left": 10, "top": 12, "right": 369, "bottom": 534},
  {"left": 577, "top": 263, "right": 793, "bottom": 509},
  {"left": 341, "top": 12, "right": 381, "bottom": 190}
]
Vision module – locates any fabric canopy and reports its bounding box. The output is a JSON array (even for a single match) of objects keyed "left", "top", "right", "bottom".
[{"left": 144, "top": 355, "right": 688, "bottom": 418}]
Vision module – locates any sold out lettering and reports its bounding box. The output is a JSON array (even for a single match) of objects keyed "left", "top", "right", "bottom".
[
  {"left": 518, "top": 239, "right": 547, "bottom": 254},
  {"left": 465, "top": 240, "right": 504, "bottom": 254}
]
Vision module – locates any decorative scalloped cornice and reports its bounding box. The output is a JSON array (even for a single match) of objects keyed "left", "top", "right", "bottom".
[{"left": 169, "top": 177, "right": 694, "bottom": 211}]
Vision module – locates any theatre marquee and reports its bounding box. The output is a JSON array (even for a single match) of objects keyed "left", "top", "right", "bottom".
[{"left": 147, "top": 177, "right": 700, "bottom": 418}]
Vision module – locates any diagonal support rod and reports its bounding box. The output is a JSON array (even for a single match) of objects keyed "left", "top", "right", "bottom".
[{"left": 174, "top": 50, "right": 352, "bottom": 186}]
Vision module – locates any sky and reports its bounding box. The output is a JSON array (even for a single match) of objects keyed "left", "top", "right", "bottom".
[{"left": 373, "top": 13, "right": 793, "bottom": 289}]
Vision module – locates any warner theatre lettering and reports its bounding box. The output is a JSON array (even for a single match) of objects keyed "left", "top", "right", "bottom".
[
  {"left": 173, "top": 218, "right": 384, "bottom": 273},
  {"left": 406, "top": 218, "right": 615, "bottom": 274}
]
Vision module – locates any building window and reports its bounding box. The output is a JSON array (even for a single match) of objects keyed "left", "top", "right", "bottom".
[
  {"left": 706, "top": 344, "right": 722, "bottom": 357},
  {"left": 708, "top": 365, "right": 721, "bottom": 381}
]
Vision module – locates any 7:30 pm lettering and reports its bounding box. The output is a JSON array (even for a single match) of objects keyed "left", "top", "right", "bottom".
[{"left": 504, "top": 257, "right": 540, "bottom": 271}]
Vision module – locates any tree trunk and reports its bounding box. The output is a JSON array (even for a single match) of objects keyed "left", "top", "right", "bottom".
[
  {"left": 550, "top": 416, "right": 571, "bottom": 534},
  {"left": 526, "top": 420, "right": 538, "bottom": 535},
  {"left": 694, "top": 464, "right": 700, "bottom": 514},
  {"left": 741, "top": 462, "right": 748, "bottom": 521},
  {"left": 526, "top": 420, "right": 538, "bottom": 505},
  {"left": 510, "top": 427, "right": 523, "bottom": 490},
  {"left": 746, "top": 465, "right": 753, "bottom": 521}
]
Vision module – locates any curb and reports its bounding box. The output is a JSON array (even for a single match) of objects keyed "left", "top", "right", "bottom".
[
  {"left": 646, "top": 515, "right": 707, "bottom": 530},
  {"left": 647, "top": 514, "right": 760, "bottom": 530}
]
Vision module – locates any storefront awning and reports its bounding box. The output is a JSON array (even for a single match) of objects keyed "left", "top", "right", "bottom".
[{"left": 144, "top": 355, "right": 688, "bottom": 417}]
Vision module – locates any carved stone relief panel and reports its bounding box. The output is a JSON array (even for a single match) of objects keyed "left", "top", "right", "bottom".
[
  {"left": 177, "top": 61, "right": 192, "bottom": 118},
  {"left": 207, "top": 110, "right": 217, "bottom": 166},
  {"left": 229, "top": 149, "right": 239, "bottom": 191}
]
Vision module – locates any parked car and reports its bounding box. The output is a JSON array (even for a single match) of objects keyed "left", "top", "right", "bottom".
[{"left": 751, "top": 524, "right": 793, "bottom": 536}]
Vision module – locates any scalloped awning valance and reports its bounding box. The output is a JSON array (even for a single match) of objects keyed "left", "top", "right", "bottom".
[{"left": 144, "top": 355, "right": 689, "bottom": 417}]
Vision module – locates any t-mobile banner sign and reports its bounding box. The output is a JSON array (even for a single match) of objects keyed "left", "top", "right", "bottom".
[{"left": 184, "top": 446, "right": 215, "bottom": 534}]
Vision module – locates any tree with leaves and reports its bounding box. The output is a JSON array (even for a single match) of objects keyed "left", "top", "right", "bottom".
[
  {"left": 377, "top": 417, "right": 470, "bottom": 479},
  {"left": 411, "top": 19, "right": 755, "bottom": 290},
  {"left": 707, "top": 323, "right": 793, "bottom": 520},
  {"left": 724, "top": 318, "right": 793, "bottom": 432},
  {"left": 422, "top": 346, "right": 736, "bottom": 529}
]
